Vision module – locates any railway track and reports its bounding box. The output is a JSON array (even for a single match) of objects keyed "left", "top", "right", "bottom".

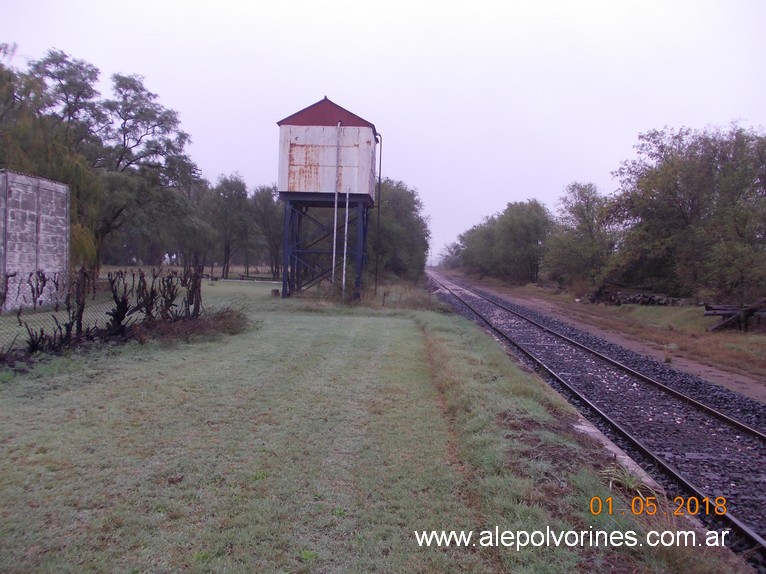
[{"left": 428, "top": 271, "right": 766, "bottom": 566}]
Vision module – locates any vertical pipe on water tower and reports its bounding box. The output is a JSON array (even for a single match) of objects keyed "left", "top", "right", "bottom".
[
  {"left": 332, "top": 122, "right": 342, "bottom": 292},
  {"left": 374, "top": 133, "right": 383, "bottom": 296},
  {"left": 342, "top": 188, "right": 349, "bottom": 299}
]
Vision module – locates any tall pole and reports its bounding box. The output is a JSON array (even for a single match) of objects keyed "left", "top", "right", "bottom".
[
  {"left": 332, "top": 121, "right": 342, "bottom": 292},
  {"left": 342, "top": 190, "right": 350, "bottom": 300},
  {"left": 374, "top": 132, "right": 383, "bottom": 296}
]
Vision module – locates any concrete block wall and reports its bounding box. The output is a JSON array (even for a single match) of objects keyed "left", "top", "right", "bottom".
[{"left": 0, "top": 171, "right": 70, "bottom": 311}]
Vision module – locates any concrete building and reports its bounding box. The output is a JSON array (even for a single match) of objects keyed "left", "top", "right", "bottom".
[{"left": 0, "top": 170, "right": 70, "bottom": 311}]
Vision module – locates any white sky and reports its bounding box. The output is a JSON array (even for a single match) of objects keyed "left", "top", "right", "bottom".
[{"left": 2, "top": 0, "right": 765, "bottom": 262}]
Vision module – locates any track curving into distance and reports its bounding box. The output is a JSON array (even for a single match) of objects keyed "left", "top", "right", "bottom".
[{"left": 428, "top": 271, "right": 766, "bottom": 563}]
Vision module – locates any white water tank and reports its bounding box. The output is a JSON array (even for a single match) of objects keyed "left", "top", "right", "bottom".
[{"left": 277, "top": 97, "right": 377, "bottom": 200}]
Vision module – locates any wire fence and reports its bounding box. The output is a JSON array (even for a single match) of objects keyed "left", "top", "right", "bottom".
[{"left": 0, "top": 267, "right": 203, "bottom": 357}]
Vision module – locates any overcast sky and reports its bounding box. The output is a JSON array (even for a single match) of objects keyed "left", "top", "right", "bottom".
[{"left": 3, "top": 0, "right": 765, "bottom": 262}]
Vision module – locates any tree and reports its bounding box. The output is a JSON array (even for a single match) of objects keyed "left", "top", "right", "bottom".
[
  {"left": 458, "top": 215, "right": 500, "bottom": 277},
  {"left": 704, "top": 128, "right": 766, "bottom": 302},
  {"left": 210, "top": 174, "right": 251, "bottom": 279},
  {"left": 544, "top": 182, "right": 615, "bottom": 287},
  {"left": 0, "top": 43, "right": 21, "bottom": 127},
  {"left": 251, "top": 184, "right": 282, "bottom": 279},
  {"left": 100, "top": 74, "right": 190, "bottom": 179},
  {"left": 610, "top": 125, "right": 766, "bottom": 300},
  {"left": 494, "top": 200, "right": 552, "bottom": 283},
  {"left": 439, "top": 241, "right": 463, "bottom": 270},
  {"left": 0, "top": 51, "right": 42, "bottom": 172},
  {"left": 90, "top": 73, "right": 198, "bottom": 267},
  {"left": 369, "top": 178, "right": 431, "bottom": 279},
  {"left": 609, "top": 127, "right": 713, "bottom": 294},
  {"left": 27, "top": 49, "right": 104, "bottom": 155},
  {"left": 455, "top": 200, "right": 552, "bottom": 284}
]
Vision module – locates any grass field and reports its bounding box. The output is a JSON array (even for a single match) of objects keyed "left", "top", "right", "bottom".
[{"left": 0, "top": 280, "right": 748, "bottom": 573}]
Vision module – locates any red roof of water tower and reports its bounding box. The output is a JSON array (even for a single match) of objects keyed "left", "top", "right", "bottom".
[{"left": 277, "top": 97, "right": 377, "bottom": 134}]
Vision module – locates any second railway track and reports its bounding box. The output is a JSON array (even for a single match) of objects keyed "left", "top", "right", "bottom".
[{"left": 428, "top": 271, "right": 766, "bottom": 566}]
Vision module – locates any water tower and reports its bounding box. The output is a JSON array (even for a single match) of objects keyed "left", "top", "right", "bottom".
[{"left": 277, "top": 97, "right": 378, "bottom": 298}]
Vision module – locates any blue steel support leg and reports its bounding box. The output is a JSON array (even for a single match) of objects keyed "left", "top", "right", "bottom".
[
  {"left": 354, "top": 202, "right": 365, "bottom": 299},
  {"left": 294, "top": 207, "right": 304, "bottom": 292},
  {"left": 361, "top": 203, "right": 369, "bottom": 271}
]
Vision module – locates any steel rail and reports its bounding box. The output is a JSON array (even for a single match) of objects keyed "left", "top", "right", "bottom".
[{"left": 429, "top": 271, "right": 766, "bottom": 554}]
